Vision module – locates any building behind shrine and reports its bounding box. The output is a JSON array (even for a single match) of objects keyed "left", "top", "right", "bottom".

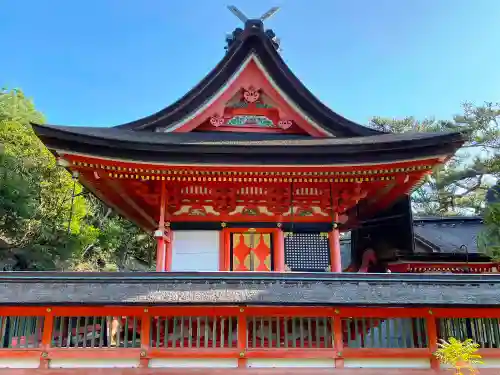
[{"left": 1, "top": 8, "right": 499, "bottom": 375}]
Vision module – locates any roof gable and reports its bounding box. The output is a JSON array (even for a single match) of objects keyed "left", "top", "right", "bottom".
[
  {"left": 115, "top": 23, "right": 382, "bottom": 138},
  {"left": 164, "top": 56, "right": 329, "bottom": 136}
]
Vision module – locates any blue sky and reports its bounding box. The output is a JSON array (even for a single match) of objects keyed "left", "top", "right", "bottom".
[{"left": 1, "top": 0, "right": 499, "bottom": 127}]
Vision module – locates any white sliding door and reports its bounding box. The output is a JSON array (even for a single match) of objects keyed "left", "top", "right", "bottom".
[{"left": 171, "top": 230, "right": 220, "bottom": 272}]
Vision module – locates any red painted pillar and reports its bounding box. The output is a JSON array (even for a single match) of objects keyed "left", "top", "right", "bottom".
[
  {"left": 219, "top": 230, "right": 226, "bottom": 271},
  {"left": 155, "top": 181, "right": 167, "bottom": 272},
  {"left": 155, "top": 232, "right": 166, "bottom": 272},
  {"left": 329, "top": 212, "right": 342, "bottom": 272},
  {"left": 274, "top": 228, "right": 285, "bottom": 272},
  {"left": 223, "top": 229, "right": 231, "bottom": 271},
  {"left": 164, "top": 228, "right": 172, "bottom": 272}
]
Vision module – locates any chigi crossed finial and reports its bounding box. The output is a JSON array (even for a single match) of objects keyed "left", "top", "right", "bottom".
[
  {"left": 226, "top": 5, "right": 281, "bottom": 51},
  {"left": 227, "top": 5, "right": 280, "bottom": 23}
]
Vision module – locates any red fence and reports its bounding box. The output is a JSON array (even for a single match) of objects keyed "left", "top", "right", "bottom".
[{"left": 1, "top": 306, "right": 500, "bottom": 369}]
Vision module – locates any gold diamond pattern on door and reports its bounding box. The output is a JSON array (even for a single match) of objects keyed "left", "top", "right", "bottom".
[{"left": 232, "top": 232, "right": 272, "bottom": 271}]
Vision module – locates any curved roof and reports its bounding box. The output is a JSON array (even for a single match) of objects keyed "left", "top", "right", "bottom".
[
  {"left": 31, "top": 20, "right": 467, "bottom": 166},
  {"left": 114, "top": 20, "right": 382, "bottom": 137},
  {"left": 33, "top": 123, "right": 465, "bottom": 165}
]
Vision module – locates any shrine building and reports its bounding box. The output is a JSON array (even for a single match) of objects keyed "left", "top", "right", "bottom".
[
  {"left": 2, "top": 7, "right": 499, "bottom": 375},
  {"left": 32, "top": 16, "right": 467, "bottom": 275}
]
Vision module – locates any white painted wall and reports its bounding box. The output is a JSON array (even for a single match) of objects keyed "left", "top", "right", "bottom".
[
  {"left": 49, "top": 359, "right": 140, "bottom": 368},
  {"left": 0, "top": 359, "right": 40, "bottom": 368},
  {"left": 150, "top": 359, "right": 237, "bottom": 368},
  {"left": 247, "top": 359, "right": 335, "bottom": 368},
  {"left": 171, "top": 230, "right": 220, "bottom": 272},
  {"left": 344, "top": 359, "right": 431, "bottom": 368}
]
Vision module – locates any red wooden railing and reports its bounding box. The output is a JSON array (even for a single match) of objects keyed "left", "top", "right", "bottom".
[{"left": 1, "top": 306, "right": 500, "bottom": 369}]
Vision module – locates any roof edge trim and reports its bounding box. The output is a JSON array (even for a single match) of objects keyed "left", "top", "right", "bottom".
[
  {"left": 252, "top": 55, "right": 332, "bottom": 136},
  {"left": 55, "top": 148, "right": 451, "bottom": 168},
  {"left": 161, "top": 53, "right": 253, "bottom": 133}
]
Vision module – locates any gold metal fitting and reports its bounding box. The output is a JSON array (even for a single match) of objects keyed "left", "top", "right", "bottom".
[
  {"left": 221, "top": 222, "right": 227, "bottom": 228},
  {"left": 240, "top": 308, "right": 245, "bottom": 313},
  {"left": 140, "top": 350, "right": 147, "bottom": 357},
  {"left": 144, "top": 308, "right": 149, "bottom": 313},
  {"left": 334, "top": 309, "right": 340, "bottom": 314},
  {"left": 239, "top": 352, "right": 245, "bottom": 358},
  {"left": 46, "top": 308, "right": 52, "bottom": 313},
  {"left": 41, "top": 352, "right": 48, "bottom": 358}
]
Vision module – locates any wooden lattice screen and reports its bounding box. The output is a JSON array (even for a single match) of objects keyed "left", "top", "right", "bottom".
[{"left": 284, "top": 232, "right": 330, "bottom": 272}]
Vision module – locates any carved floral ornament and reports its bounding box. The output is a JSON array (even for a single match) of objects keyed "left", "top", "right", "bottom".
[
  {"left": 209, "top": 115, "right": 225, "bottom": 127},
  {"left": 277, "top": 120, "right": 292, "bottom": 129},
  {"left": 243, "top": 87, "right": 260, "bottom": 103}
]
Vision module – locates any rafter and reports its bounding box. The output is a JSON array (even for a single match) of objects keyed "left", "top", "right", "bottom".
[{"left": 102, "top": 177, "right": 157, "bottom": 229}]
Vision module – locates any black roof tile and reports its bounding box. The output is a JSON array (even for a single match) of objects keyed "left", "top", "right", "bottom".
[
  {"left": 32, "top": 123, "right": 465, "bottom": 165},
  {"left": 1, "top": 272, "right": 499, "bottom": 306},
  {"left": 413, "top": 216, "right": 483, "bottom": 254}
]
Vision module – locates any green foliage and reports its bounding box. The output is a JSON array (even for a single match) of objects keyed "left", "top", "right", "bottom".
[
  {"left": 478, "top": 203, "right": 500, "bottom": 260},
  {"left": 370, "top": 116, "right": 453, "bottom": 134},
  {"left": 70, "top": 195, "right": 154, "bottom": 271},
  {"left": 0, "top": 150, "right": 38, "bottom": 238},
  {"left": 0, "top": 88, "right": 154, "bottom": 271},
  {"left": 434, "top": 337, "right": 483, "bottom": 374},
  {"left": 0, "top": 88, "right": 80, "bottom": 269},
  {"left": 370, "top": 103, "right": 500, "bottom": 217}
]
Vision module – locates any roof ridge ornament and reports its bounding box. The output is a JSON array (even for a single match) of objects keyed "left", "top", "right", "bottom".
[
  {"left": 227, "top": 5, "right": 280, "bottom": 23},
  {"left": 225, "top": 5, "right": 281, "bottom": 52}
]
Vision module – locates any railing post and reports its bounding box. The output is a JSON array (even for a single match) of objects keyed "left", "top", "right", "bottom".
[
  {"left": 39, "top": 307, "right": 54, "bottom": 369},
  {"left": 333, "top": 309, "right": 344, "bottom": 368},
  {"left": 237, "top": 307, "right": 247, "bottom": 368},
  {"left": 140, "top": 308, "right": 151, "bottom": 368},
  {"left": 426, "top": 309, "right": 439, "bottom": 371}
]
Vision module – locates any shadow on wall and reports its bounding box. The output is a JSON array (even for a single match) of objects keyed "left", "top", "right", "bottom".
[{"left": 350, "top": 197, "right": 414, "bottom": 270}]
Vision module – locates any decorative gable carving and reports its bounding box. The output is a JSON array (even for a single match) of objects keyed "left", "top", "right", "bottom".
[
  {"left": 162, "top": 57, "right": 328, "bottom": 136},
  {"left": 204, "top": 87, "right": 298, "bottom": 133}
]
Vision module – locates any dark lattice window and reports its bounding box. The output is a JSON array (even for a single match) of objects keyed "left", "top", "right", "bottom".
[{"left": 284, "top": 232, "right": 330, "bottom": 272}]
